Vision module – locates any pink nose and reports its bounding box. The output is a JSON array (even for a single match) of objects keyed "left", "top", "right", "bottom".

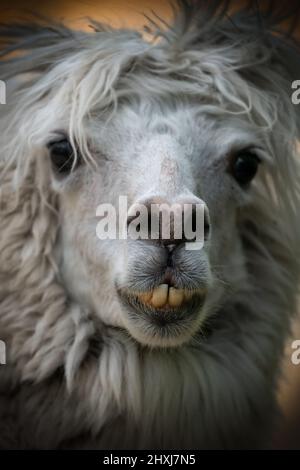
[{"left": 127, "top": 196, "right": 210, "bottom": 245}]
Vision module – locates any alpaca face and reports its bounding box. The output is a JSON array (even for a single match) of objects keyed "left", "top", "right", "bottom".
[{"left": 49, "top": 102, "right": 263, "bottom": 347}]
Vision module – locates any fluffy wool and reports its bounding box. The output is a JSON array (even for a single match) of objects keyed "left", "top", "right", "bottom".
[{"left": 0, "top": 0, "right": 300, "bottom": 449}]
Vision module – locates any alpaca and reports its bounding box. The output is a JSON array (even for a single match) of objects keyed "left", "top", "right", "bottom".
[{"left": 0, "top": 0, "right": 300, "bottom": 449}]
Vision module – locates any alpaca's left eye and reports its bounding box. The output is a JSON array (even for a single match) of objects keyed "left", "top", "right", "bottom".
[{"left": 230, "top": 152, "right": 260, "bottom": 186}]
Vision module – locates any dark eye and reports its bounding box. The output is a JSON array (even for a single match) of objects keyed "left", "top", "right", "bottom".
[
  {"left": 230, "top": 151, "right": 260, "bottom": 186},
  {"left": 47, "top": 138, "right": 81, "bottom": 175}
]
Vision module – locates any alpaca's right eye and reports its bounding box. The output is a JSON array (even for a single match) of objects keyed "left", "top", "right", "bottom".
[
  {"left": 47, "top": 138, "right": 81, "bottom": 175},
  {"left": 230, "top": 151, "right": 260, "bottom": 186}
]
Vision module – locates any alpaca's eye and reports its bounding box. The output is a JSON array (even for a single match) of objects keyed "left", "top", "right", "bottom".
[
  {"left": 47, "top": 138, "right": 80, "bottom": 175},
  {"left": 231, "top": 152, "right": 260, "bottom": 186}
]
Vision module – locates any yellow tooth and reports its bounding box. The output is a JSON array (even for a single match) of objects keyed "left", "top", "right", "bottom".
[
  {"left": 169, "top": 287, "right": 184, "bottom": 307},
  {"left": 138, "top": 291, "right": 152, "bottom": 303},
  {"left": 151, "top": 284, "right": 169, "bottom": 308}
]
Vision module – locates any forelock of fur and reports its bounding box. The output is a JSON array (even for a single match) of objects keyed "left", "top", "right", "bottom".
[{"left": 0, "top": 1, "right": 299, "bottom": 173}]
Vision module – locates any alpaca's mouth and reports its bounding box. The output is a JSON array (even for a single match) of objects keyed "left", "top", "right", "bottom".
[
  {"left": 115, "top": 244, "right": 210, "bottom": 347},
  {"left": 117, "top": 283, "right": 207, "bottom": 347},
  {"left": 127, "top": 285, "right": 206, "bottom": 310}
]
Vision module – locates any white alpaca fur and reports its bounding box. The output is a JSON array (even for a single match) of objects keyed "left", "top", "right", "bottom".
[{"left": 0, "top": 0, "right": 300, "bottom": 449}]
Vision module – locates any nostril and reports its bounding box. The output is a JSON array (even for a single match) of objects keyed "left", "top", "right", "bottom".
[
  {"left": 127, "top": 198, "right": 210, "bottom": 244},
  {"left": 188, "top": 203, "right": 210, "bottom": 242},
  {"left": 191, "top": 205, "right": 197, "bottom": 234},
  {"left": 204, "top": 209, "right": 210, "bottom": 240}
]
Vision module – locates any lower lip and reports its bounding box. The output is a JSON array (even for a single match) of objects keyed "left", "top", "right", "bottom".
[{"left": 118, "top": 289, "right": 207, "bottom": 348}]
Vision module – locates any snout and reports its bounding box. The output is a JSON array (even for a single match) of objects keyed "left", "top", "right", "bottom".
[
  {"left": 117, "top": 194, "right": 212, "bottom": 348},
  {"left": 126, "top": 195, "right": 210, "bottom": 247}
]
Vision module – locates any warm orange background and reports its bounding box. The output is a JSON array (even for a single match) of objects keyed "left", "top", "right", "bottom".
[
  {"left": 0, "top": 0, "right": 171, "bottom": 29},
  {"left": 1, "top": 0, "right": 300, "bottom": 449}
]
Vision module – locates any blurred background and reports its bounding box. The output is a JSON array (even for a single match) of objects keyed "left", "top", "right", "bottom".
[{"left": 1, "top": 0, "right": 300, "bottom": 449}]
